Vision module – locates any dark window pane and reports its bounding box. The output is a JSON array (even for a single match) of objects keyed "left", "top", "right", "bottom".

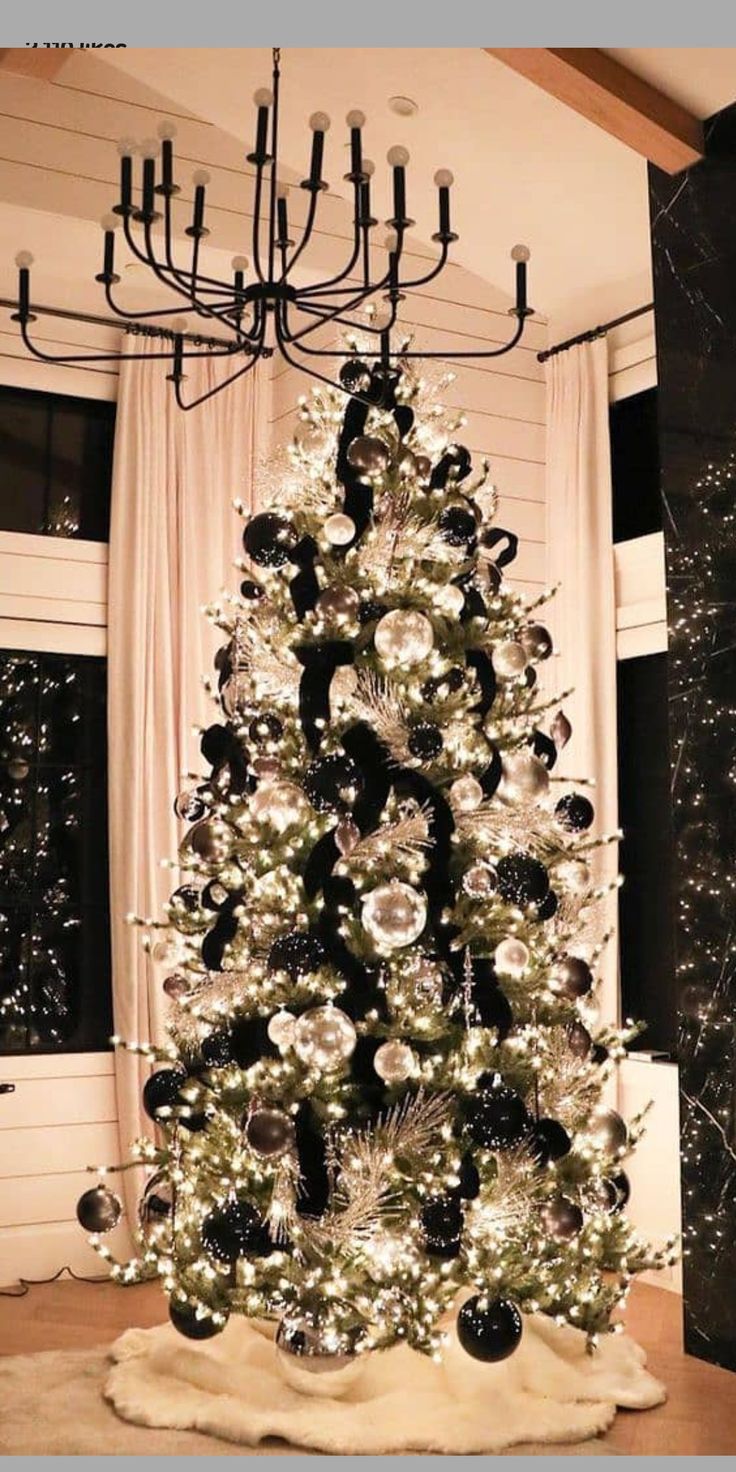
[
  {"left": 0, "top": 386, "right": 114, "bottom": 541},
  {"left": 617, "top": 652, "right": 677, "bottom": 1055},
  {"left": 0, "top": 650, "right": 111, "bottom": 1053},
  {"left": 610, "top": 387, "right": 662, "bottom": 542}
]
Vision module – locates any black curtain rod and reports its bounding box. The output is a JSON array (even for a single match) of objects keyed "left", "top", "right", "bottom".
[
  {"left": 0, "top": 296, "right": 230, "bottom": 350},
  {"left": 537, "top": 302, "right": 654, "bottom": 364}
]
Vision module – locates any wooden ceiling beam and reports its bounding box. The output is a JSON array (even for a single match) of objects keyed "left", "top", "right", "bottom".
[
  {"left": 0, "top": 48, "right": 72, "bottom": 81},
  {"left": 485, "top": 48, "right": 704, "bottom": 174}
]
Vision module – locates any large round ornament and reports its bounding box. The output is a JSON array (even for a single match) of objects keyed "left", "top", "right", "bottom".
[
  {"left": 250, "top": 780, "right": 306, "bottom": 834},
  {"left": 293, "top": 1006, "right": 357, "bottom": 1071},
  {"left": 491, "top": 641, "right": 527, "bottom": 679},
  {"left": 346, "top": 435, "right": 391, "bottom": 476},
  {"left": 493, "top": 938, "right": 529, "bottom": 978},
  {"left": 567, "top": 1020, "right": 593, "bottom": 1058},
  {"left": 189, "top": 819, "right": 231, "bottom": 861},
  {"left": 520, "top": 624, "right": 553, "bottom": 661},
  {"left": 201, "top": 1198, "right": 270, "bottom": 1262},
  {"left": 555, "top": 793, "right": 595, "bottom": 832},
  {"left": 169, "top": 1300, "right": 228, "bottom": 1340},
  {"left": 142, "top": 1067, "right": 186, "bottom": 1121},
  {"left": 407, "top": 721, "right": 443, "bottom": 762},
  {"left": 163, "top": 971, "right": 192, "bottom": 1001},
  {"left": 304, "top": 753, "right": 362, "bottom": 814},
  {"left": 315, "top": 585, "right": 361, "bottom": 625},
  {"left": 438, "top": 504, "right": 477, "bottom": 551},
  {"left": 267, "top": 1010, "right": 296, "bottom": 1049},
  {"left": 534, "top": 889, "right": 558, "bottom": 921},
  {"left": 457, "top": 1295, "right": 523, "bottom": 1362},
  {"left": 528, "top": 1117, "right": 572, "bottom": 1166},
  {"left": 498, "top": 751, "right": 550, "bottom": 803},
  {"left": 243, "top": 512, "right": 296, "bottom": 568},
  {"left": 496, "top": 853, "right": 549, "bottom": 907},
  {"left": 275, "top": 1315, "right": 362, "bottom": 1399},
  {"left": 434, "top": 583, "right": 465, "bottom": 618},
  {"left": 466, "top": 1077, "right": 529, "bottom": 1150},
  {"left": 362, "top": 882, "right": 427, "bottom": 950},
  {"left": 323, "top": 513, "right": 356, "bottom": 546},
  {"left": 540, "top": 1194, "right": 584, "bottom": 1241},
  {"left": 589, "top": 1108, "right": 628, "bottom": 1154},
  {"left": 374, "top": 609, "right": 434, "bottom": 668},
  {"left": 463, "top": 864, "right": 494, "bottom": 897},
  {"left": 549, "top": 955, "right": 593, "bottom": 1000},
  {"left": 449, "top": 775, "right": 484, "bottom": 812},
  {"left": 421, "top": 1195, "right": 464, "bottom": 1258},
  {"left": 373, "top": 1039, "right": 417, "bottom": 1083},
  {"left": 76, "top": 1184, "right": 122, "bottom": 1234},
  {"left": 244, "top": 1107, "right": 296, "bottom": 1158},
  {"left": 268, "top": 930, "right": 325, "bottom": 980}
]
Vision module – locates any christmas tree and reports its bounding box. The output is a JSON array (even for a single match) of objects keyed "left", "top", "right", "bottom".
[{"left": 77, "top": 352, "right": 673, "bottom": 1384}]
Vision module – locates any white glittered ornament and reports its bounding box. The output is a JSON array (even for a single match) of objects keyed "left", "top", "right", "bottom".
[
  {"left": 498, "top": 751, "right": 550, "bottom": 803},
  {"left": 449, "top": 774, "right": 484, "bottom": 812},
  {"left": 374, "top": 609, "right": 434, "bottom": 669},
  {"left": 323, "top": 513, "right": 356, "bottom": 546},
  {"left": 491, "top": 640, "right": 527, "bottom": 679},
  {"left": 293, "top": 1005, "right": 357, "bottom": 1071},
  {"left": 374, "top": 1039, "right": 417, "bottom": 1083},
  {"left": 434, "top": 583, "right": 465, "bottom": 618},
  {"left": 463, "top": 864, "right": 493, "bottom": 897},
  {"left": 362, "top": 882, "right": 427, "bottom": 950},
  {"left": 250, "top": 780, "right": 306, "bottom": 834},
  {"left": 267, "top": 1010, "right": 297, "bottom": 1049},
  {"left": 494, "top": 937, "right": 530, "bottom": 977}
]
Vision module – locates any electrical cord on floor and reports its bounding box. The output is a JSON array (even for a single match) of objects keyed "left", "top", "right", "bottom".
[{"left": 0, "top": 1264, "right": 111, "bottom": 1298}]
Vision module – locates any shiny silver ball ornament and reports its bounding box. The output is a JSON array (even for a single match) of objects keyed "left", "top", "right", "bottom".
[
  {"left": 374, "top": 1039, "right": 417, "bottom": 1083},
  {"left": 362, "top": 882, "right": 428, "bottom": 950},
  {"left": 275, "top": 1315, "right": 362, "bottom": 1398},
  {"left": 494, "top": 937, "right": 530, "bottom": 977},
  {"left": 293, "top": 1005, "right": 357, "bottom": 1071},
  {"left": 435, "top": 583, "right": 465, "bottom": 617},
  {"left": 323, "top": 512, "right": 356, "bottom": 546},
  {"left": 549, "top": 954, "right": 593, "bottom": 999},
  {"left": 463, "top": 864, "right": 493, "bottom": 897},
  {"left": 374, "top": 608, "right": 434, "bottom": 668},
  {"left": 244, "top": 1107, "right": 295, "bottom": 1158},
  {"left": 250, "top": 780, "right": 306, "bottom": 834},
  {"left": 498, "top": 751, "right": 550, "bottom": 803},
  {"left": 520, "top": 624, "right": 553, "bottom": 661},
  {"left": 76, "top": 1184, "right": 122, "bottom": 1234},
  {"left": 554, "top": 858, "right": 591, "bottom": 895},
  {"left": 540, "top": 1195, "right": 584, "bottom": 1242},
  {"left": 139, "top": 1171, "right": 174, "bottom": 1237},
  {"left": 491, "top": 640, "right": 527, "bottom": 679},
  {"left": 188, "top": 818, "right": 231, "bottom": 861},
  {"left": 589, "top": 1108, "right": 628, "bottom": 1153},
  {"left": 346, "top": 435, "right": 391, "bottom": 476},
  {"left": 267, "top": 1010, "right": 296, "bottom": 1049},
  {"left": 315, "top": 585, "right": 360, "bottom": 624},
  {"left": 335, "top": 818, "right": 361, "bottom": 855},
  {"left": 163, "top": 971, "right": 193, "bottom": 1000},
  {"left": 588, "top": 1176, "right": 621, "bottom": 1213},
  {"left": 449, "top": 774, "right": 484, "bottom": 812}
]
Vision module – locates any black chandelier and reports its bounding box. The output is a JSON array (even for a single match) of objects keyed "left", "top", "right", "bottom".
[{"left": 11, "top": 48, "right": 533, "bottom": 410}]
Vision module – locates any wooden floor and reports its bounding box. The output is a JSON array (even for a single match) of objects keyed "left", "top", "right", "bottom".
[{"left": 0, "top": 1278, "right": 735, "bottom": 1454}]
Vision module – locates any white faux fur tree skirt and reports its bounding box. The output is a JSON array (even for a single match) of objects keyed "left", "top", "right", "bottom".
[{"left": 106, "top": 1312, "right": 666, "bottom": 1455}]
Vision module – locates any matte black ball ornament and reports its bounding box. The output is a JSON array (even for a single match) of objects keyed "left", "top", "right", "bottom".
[
  {"left": 610, "top": 1171, "right": 631, "bottom": 1212},
  {"left": 438, "top": 504, "right": 478, "bottom": 550},
  {"left": 76, "top": 1184, "right": 122, "bottom": 1234},
  {"left": 169, "top": 1300, "right": 228, "bottom": 1340},
  {"left": 268, "top": 930, "right": 325, "bottom": 979},
  {"left": 240, "top": 578, "right": 265, "bottom": 600},
  {"left": 549, "top": 955, "right": 593, "bottom": 1000},
  {"left": 142, "top": 1067, "right": 187, "bottom": 1121},
  {"left": 249, "top": 713, "right": 283, "bottom": 746},
  {"left": 527, "top": 1117, "right": 572, "bottom": 1166},
  {"left": 421, "top": 1195, "right": 464, "bottom": 1259},
  {"left": 243, "top": 512, "right": 296, "bottom": 568},
  {"left": 467, "top": 1076, "right": 530, "bottom": 1150},
  {"left": 534, "top": 889, "right": 558, "bottom": 921},
  {"left": 201, "top": 1199, "right": 271, "bottom": 1262},
  {"left": 555, "top": 793, "right": 595, "bottom": 832},
  {"left": 244, "top": 1107, "right": 296, "bottom": 1159},
  {"left": 304, "top": 753, "right": 362, "bottom": 814},
  {"left": 496, "top": 853, "right": 549, "bottom": 907},
  {"left": 457, "top": 1295, "right": 523, "bottom": 1362},
  {"left": 407, "top": 721, "right": 444, "bottom": 761}
]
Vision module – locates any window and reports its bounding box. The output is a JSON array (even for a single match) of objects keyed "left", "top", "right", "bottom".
[
  {"left": 0, "top": 385, "right": 115, "bottom": 540},
  {"left": 610, "top": 387, "right": 661, "bottom": 543}
]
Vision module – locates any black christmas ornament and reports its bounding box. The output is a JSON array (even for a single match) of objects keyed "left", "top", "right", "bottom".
[
  {"left": 534, "top": 889, "right": 558, "bottom": 921},
  {"left": 140, "top": 1172, "right": 173, "bottom": 1226},
  {"left": 249, "top": 713, "right": 283, "bottom": 746},
  {"left": 200, "top": 724, "right": 231, "bottom": 768},
  {"left": 339, "top": 359, "right": 371, "bottom": 395},
  {"left": 520, "top": 624, "right": 553, "bottom": 661},
  {"left": 201, "top": 1198, "right": 272, "bottom": 1262},
  {"left": 421, "top": 1195, "right": 464, "bottom": 1259},
  {"left": 201, "top": 1030, "right": 235, "bottom": 1068},
  {"left": 304, "top": 753, "right": 362, "bottom": 814},
  {"left": 268, "top": 930, "right": 325, "bottom": 979},
  {"left": 76, "top": 1184, "right": 122, "bottom": 1234},
  {"left": 449, "top": 1152, "right": 481, "bottom": 1202},
  {"left": 422, "top": 667, "right": 465, "bottom": 702},
  {"left": 528, "top": 1117, "right": 572, "bottom": 1166},
  {"left": 170, "top": 884, "right": 201, "bottom": 913},
  {"left": 346, "top": 435, "right": 391, "bottom": 476},
  {"left": 567, "top": 1021, "right": 593, "bottom": 1059},
  {"left": 359, "top": 598, "right": 388, "bottom": 626},
  {"left": 555, "top": 793, "right": 595, "bottom": 832},
  {"left": 457, "top": 1295, "right": 523, "bottom": 1362},
  {"left": 610, "top": 1171, "right": 631, "bottom": 1212},
  {"left": 407, "top": 721, "right": 444, "bottom": 761},
  {"left": 469, "top": 982, "right": 513, "bottom": 1039},
  {"left": 496, "top": 853, "right": 549, "bottom": 907},
  {"left": 169, "top": 1301, "right": 228, "bottom": 1340},
  {"left": 438, "top": 504, "right": 478, "bottom": 551},
  {"left": 174, "top": 789, "right": 206, "bottom": 822},
  {"left": 540, "top": 1194, "right": 584, "bottom": 1241},
  {"left": 240, "top": 578, "right": 265, "bottom": 600},
  {"left": 550, "top": 955, "right": 593, "bottom": 999},
  {"left": 467, "top": 1076, "right": 530, "bottom": 1150},
  {"left": 244, "top": 1107, "right": 296, "bottom": 1158},
  {"left": 591, "top": 1042, "right": 609, "bottom": 1066},
  {"left": 142, "top": 1067, "right": 187, "bottom": 1121},
  {"left": 243, "top": 512, "right": 296, "bottom": 568}
]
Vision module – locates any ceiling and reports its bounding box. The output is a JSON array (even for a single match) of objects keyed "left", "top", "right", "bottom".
[{"left": 2, "top": 48, "right": 735, "bottom": 343}]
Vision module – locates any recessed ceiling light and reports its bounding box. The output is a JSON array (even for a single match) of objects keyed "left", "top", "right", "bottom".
[{"left": 389, "top": 96, "right": 418, "bottom": 117}]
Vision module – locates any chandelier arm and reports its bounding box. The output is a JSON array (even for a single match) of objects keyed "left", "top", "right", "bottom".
[
  {"left": 140, "top": 219, "right": 250, "bottom": 343},
  {"left": 16, "top": 313, "right": 194, "bottom": 365},
  {"left": 173, "top": 349, "right": 262, "bottom": 411},
  {"left": 161, "top": 190, "right": 245, "bottom": 296},
  {"left": 283, "top": 290, "right": 401, "bottom": 346},
  {"left": 289, "top": 197, "right": 363, "bottom": 295},
  {"left": 274, "top": 311, "right": 397, "bottom": 405},
  {"left": 395, "top": 240, "right": 450, "bottom": 291},
  {"left": 267, "top": 50, "right": 280, "bottom": 285},
  {"left": 278, "top": 187, "right": 318, "bottom": 283},
  {"left": 281, "top": 265, "right": 394, "bottom": 346},
  {"left": 395, "top": 314, "right": 527, "bottom": 359},
  {"left": 102, "top": 279, "right": 240, "bottom": 326}
]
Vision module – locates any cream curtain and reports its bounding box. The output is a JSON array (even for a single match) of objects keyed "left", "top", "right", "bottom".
[
  {"left": 108, "top": 343, "right": 266, "bottom": 1227},
  {"left": 545, "top": 338, "right": 619, "bottom": 1025}
]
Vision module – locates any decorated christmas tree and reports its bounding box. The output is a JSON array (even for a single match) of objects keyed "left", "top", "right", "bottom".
[{"left": 77, "top": 351, "right": 674, "bottom": 1388}]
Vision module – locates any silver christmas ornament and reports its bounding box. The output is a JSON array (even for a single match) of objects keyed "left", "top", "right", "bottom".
[
  {"left": 244, "top": 1107, "right": 295, "bottom": 1158},
  {"left": 540, "top": 1195, "right": 584, "bottom": 1242},
  {"left": 554, "top": 858, "right": 591, "bottom": 895},
  {"left": 323, "top": 512, "right": 356, "bottom": 546},
  {"left": 293, "top": 1005, "right": 357, "bottom": 1071},
  {"left": 250, "top": 780, "right": 306, "bottom": 834},
  {"left": 374, "top": 1039, "right": 417, "bottom": 1083},
  {"left": 316, "top": 585, "right": 360, "bottom": 624},
  {"left": 463, "top": 864, "right": 493, "bottom": 897},
  {"left": 267, "top": 1010, "right": 296, "bottom": 1049},
  {"left": 491, "top": 641, "right": 527, "bottom": 679},
  {"left": 139, "top": 1171, "right": 174, "bottom": 1239},
  {"left": 76, "top": 1184, "right": 122, "bottom": 1234},
  {"left": 550, "top": 709, "right": 573, "bottom": 749},
  {"left": 498, "top": 751, "right": 550, "bottom": 803},
  {"left": 275, "top": 1315, "right": 362, "bottom": 1398},
  {"left": 549, "top": 954, "right": 593, "bottom": 999},
  {"left": 335, "top": 818, "right": 361, "bottom": 855},
  {"left": 449, "top": 774, "right": 484, "bottom": 812},
  {"left": 362, "top": 882, "right": 428, "bottom": 949},
  {"left": 188, "top": 819, "right": 232, "bottom": 861},
  {"left": 520, "top": 624, "right": 553, "bottom": 661},
  {"left": 346, "top": 435, "right": 391, "bottom": 476},
  {"left": 163, "top": 971, "right": 193, "bottom": 1000},
  {"left": 589, "top": 1108, "right": 628, "bottom": 1153},
  {"left": 374, "top": 609, "right": 434, "bottom": 668},
  {"left": 435, "top": 583, "right": 465, "bottom": 617},
  {"left": 494, "top": 937, "right": 530, "bottom": 977}
]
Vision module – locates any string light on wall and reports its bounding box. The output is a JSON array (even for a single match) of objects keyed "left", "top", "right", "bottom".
[{"left": 9, "top": 48, "right": 533, "bottom": 410}]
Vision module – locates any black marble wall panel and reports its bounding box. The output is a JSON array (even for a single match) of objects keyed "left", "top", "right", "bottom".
[{"left": 650, "top": 105, "right": 736, "bottom": 1373}]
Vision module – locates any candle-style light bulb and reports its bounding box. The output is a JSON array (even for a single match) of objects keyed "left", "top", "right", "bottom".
[
  {"left": 306, "top": 112, "right": 331, "bottom": 191},
  {"left": 157, "top": 121, "right": 179, "bottom": 195},
  {"left": 511, "top": 243, "right": 531, "bottom": 316},
  {"left": 96, "top": 214, "right": 121, "bottom": 284},
  {"left": 249, "top": 87, "right": 273, "bottom": 163},
  {"left": 13, "top": 251, "right": 35, "bottom": 323},
  {"left": 345, "top": 108, "right": 366, "bottom": 180},
  {"left": 114, "top": 138, "right": 136, "bottom": 216},
  {"left": 433, "top": 168, "right": 457, "bottom": 243},
  {"left": 387, "top": 145, "right": 410, "bottom": 228},
  {"left": 187, "top": 170, "right": 211, "bottom": 238}
]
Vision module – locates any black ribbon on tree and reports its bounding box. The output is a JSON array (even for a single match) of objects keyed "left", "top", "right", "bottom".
[
  {"left": 481, "top": 526, "right": 519, "bottom": 569},
  {"left": 294, "top": 639, "right": 355, "bottom": 752},
  {"left": 288, "top": 534, "right": 321, "bottom": 620},
  {"left": 465, "top": 649, "right": 497, "bottom": 716}
]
